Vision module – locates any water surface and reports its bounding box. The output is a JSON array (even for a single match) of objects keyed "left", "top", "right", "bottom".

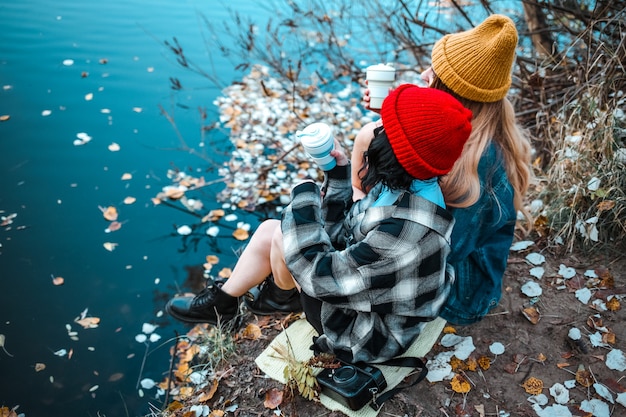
[{"left": 0, "top": 1, "right": 268, "bottom": 415}]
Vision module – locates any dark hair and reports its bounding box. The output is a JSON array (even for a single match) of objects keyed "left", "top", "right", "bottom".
[{"left": 359, "top": 126, "right": 414, "bottom": 192}]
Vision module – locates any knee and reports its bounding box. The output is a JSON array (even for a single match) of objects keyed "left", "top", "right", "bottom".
[
  {"left": 271, "top": 225, "right": 284, "bottom": 252},
  {"left": 254, "top": 219, "right": 280, "bottom": 244}
]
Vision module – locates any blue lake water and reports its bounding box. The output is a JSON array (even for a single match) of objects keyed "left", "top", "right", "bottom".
[{"left": 0, "top": 1, "right": 269, "bottom": 415}]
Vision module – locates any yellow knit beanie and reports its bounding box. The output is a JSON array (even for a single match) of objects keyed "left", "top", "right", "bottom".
[{"left": 431, "top": 14, "right": 518, "bottom": 103}]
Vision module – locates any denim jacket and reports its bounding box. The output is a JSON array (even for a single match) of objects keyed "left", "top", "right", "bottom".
[{"left": 439, "top": 142, "right": 517, "bottom": 325}]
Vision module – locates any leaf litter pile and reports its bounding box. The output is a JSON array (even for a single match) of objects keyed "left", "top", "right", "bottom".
[{"left": 144, "top": 66, "right": 626, "bottom": 417}]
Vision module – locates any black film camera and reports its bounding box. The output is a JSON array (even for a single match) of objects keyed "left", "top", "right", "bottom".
[{"left": 317, "top": 361, "right": 387, "bottom": 410}]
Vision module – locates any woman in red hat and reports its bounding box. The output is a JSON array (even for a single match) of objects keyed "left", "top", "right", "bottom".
[
  {"left": 354, "top": 14, "right": 533, "bottom": 325},
  {"left": 167, "top": 86, "right": 472, "bottom": 362}
]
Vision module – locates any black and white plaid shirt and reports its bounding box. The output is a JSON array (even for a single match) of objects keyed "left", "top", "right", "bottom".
[{"left": 281, "top": 165, "right": 455, "bottom": 363}]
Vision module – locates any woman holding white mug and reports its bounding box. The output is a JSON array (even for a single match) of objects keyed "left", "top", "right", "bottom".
[{"left": 354, "top": 14, "right": 533, "bottom": 325}]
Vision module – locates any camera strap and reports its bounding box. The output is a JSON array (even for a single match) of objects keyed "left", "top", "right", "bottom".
[{"left": 370, "top": 356, "right": 428, "bottom": 410}]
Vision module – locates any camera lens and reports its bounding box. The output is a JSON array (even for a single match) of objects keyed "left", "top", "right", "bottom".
[{"left": 332, "top": 366, "right": 358, "bottom": 385}]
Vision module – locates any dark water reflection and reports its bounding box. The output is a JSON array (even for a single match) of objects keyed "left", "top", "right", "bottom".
[{"left": 0, "top": 1, "right": 266, "bottom": 415}]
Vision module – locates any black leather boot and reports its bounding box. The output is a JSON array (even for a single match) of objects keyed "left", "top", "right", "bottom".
[
  {"left": 166, "top": 282, "right": 239, "bottom": 325},
  {"left": 244, "top": 275, "right": 302, "bottom": 315}
]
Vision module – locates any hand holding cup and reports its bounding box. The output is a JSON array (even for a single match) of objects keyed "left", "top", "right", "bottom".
[
  {"left": 365, "top": 63, "right": 395, "bottom": 110},
  {"left": 296, "top": 122, "right": 337, "bottom": 171}
]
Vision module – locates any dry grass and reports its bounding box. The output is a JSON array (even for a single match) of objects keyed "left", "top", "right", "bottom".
[{"left": 518, "top": 7, "right": 626, "bottom": 251}]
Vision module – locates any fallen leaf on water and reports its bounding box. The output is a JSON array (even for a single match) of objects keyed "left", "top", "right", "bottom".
[
  {"left": 53, "top": 348, "right": 67, "bottom": 357},
  {"left": 177, "top": 225, "right": 192, "bottom": 236},
  {"left": 450, "top": 374, "right": 471, "bottom": 393},
  {"left": 75, "top": 317, "right": 100, "bottom": 329},
  {"left": 105, "top": 221, "right": 122, "bottom": 233},
  {"left": 263, "top": 387, "right": 283, "bottom": 409},
  {"left": 0, "top": 407, "right": 19, "bottom": 417},
  {"left": 74, "top": 132, "right": 92, "bottom": 146},
  {"left": 1, "top": 213, "right": 17, "bottom": 226},
  {"left": 99, "top": 205, "right": 118, "bottom": 221},
  {"left": 163, "top": 186, "right": 185, "bottom": 200},
  {"left": 103, "top": 242, "right": 118, "bottom": 251},
  {"left": 232, "top": 228, "right": 249, "bottom": 241},
  {"left": 35, "top": 363, "right": 46, "bottom": 372},
  {"left": 218, "top": 268, "right": 232, "bottom": 279},
  {"left": 522, "top": 377, "right": 544, "bottom": 395},
  {"left": 140, "top": 378, "right": 156, "bottom": 389},
  {"left": 204, "top": 209, "right": 225, "bottom": 222},
  {"left": 205, "top": 255, "right": 219, "bottom": 265},
  {"left": 108, "top": 372, "right": 124, "bottom": 382},
  {"left": 142, "top": 323, "right": 158, "bottom": 334},
  {"left": 0, "top": 334, "right": 14, "bottom": 357}
]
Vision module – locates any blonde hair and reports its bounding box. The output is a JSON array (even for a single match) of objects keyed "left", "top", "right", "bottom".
[{"left": 432, "top": 77, "right": 532, "bottom": 222}]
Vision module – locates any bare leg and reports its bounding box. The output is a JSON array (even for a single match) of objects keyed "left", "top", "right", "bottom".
[
  {"left": 269, "top": 224, "right": 297, "bottom": 291},
  {"left": 221, "top": 219, "right": 295, "bottom": 296},
  {"left": 351, "top": 120, "right": 380, "bottom": 201}
]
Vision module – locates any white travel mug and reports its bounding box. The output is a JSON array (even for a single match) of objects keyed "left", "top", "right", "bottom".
[
  {"left": 366, "top": 63, "right": 396, "bottom": 109},
  {"left": 296, "top": 122, "right": 336, "bottom": 171}
]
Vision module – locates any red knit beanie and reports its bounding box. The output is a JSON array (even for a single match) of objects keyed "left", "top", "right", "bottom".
[{"left": 381, "top": 84, "right": 473, "bottom": 180}]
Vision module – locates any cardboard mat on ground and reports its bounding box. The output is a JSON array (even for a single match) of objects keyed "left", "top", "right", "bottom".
[{"left": 255, "top": 317, "right": 446, "bottom": 417}]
